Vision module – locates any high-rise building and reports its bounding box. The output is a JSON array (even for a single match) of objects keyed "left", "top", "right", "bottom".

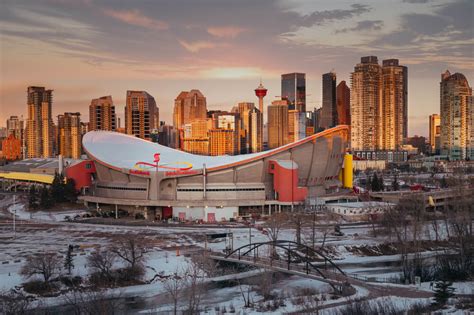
[
  {"left": 236, "top": 102, "right": 255, "bottom": 153},
  {"left": 89, "top": 96, "right": 116, "bottom": 131},
  {"left": 267, "top": 100, "right": 289, "bottom": 149},
  {"left": 336, "top": 81, "right": 351, "bottom": 126},
  {"left": 6, "top": 115, "right": 24, "bottom": 139},
  {"left": 57, "top": 112, "right": 82, "bottom": 159},
  {"left": 249, "top": 107, "right": 263, "bottom": 153},
  {"left": 173, "top": 90, "right": 207, "bottom": 128},
  {"left": 125, "top": 90, "right": 158, "bottom": 140},
  {"left": 26, "top": 86, "right": 54, "bottom": 158},
  {"left": 216, "top": 113, "right": 241, "bottom": 154},
  {"left": 281, "top": 73, "right": 306, "bottom": 112},
  {"left": 350, "top": 57, "right": 382, "bottom": 151},
  {"left": 321, "top": 72, "right": 337, "bottom": 129},
  {"left": 382, "top": 59, "right": 408, "bottom": 150},
  {"left": 350, "top": 57, "right": 408, "bottom": 151},
  {"left": 440, "top": 70, "right": 473, "bottom": 160},
  {"left": 429, "top": 114, "right": 441, "bottom": 154},
  {"left": 288, "top": 110, "right": 306, "bottom": 143},
  {"left": 209, "top": 129, "right": 235, "bottom": 156},
  {"left": 182, "top": 119, "right": 210, "bottom": 155}
]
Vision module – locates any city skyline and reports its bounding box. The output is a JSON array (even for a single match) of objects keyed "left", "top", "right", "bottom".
[{"left": 1, "top": 0, "right": 473, "bottom": 137}]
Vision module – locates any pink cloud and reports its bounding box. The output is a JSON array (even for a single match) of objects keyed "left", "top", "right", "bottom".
[
  {"left": 207, "top": 26, "right": 247, "bottom": 38},
  {"left": 103, "top": 9, "right": 168, "bottom": 30},
  {"left": 178, "top": 40, "right": 218, "bottom": 53}
]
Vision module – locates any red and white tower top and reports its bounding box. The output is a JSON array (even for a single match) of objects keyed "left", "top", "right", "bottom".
[{"left": 254, "top": 80, "right": 267, "bottom": 114}]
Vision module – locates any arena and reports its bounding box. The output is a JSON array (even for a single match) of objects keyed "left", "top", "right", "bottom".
[{"left": 80, "top": 126, "right": 349, "bottom": 221}]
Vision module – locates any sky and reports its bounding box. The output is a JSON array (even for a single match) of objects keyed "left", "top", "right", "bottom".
[{"left": 0, "top": 0, "right": 473, "bottom": 137}]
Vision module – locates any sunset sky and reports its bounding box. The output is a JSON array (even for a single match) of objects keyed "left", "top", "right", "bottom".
[{"left": 1, "top": 0, "right": 472, "bottom": 136}]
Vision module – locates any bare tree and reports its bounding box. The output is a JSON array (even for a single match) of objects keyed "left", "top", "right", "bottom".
[
  {"left": 110, "top": 235, "right": 149, "bottom": 280},
  {"left": 184, "top": 262, "right": 206, "bottom": 314},
  {"left": 0, "top": 290, "right": 33, "bottom": 315},
  {"left": 63, "top": 288, "right": 123, "bottom": 315},
  {"left": 256, "top": 270, "right": 274, "bottom": 301},
  {"left": 87, "top": 248, "right": 116, "bottom": 283},
  {"left": 264, "top": 212, "right": 288, "bottom": 242},
  {"left": 288, "top": 207, "right": 308, "bottom": 244},
  {"left": 20, "top": 252, "right": 62, "bottom": 284},
  {"left": 163, "top": 269, "right": 185, "bottom": 315}
]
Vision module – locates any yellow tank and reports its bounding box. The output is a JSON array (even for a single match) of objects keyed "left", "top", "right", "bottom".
[{"left": 343, "top": 154, "right": 353, "bottom": 188}]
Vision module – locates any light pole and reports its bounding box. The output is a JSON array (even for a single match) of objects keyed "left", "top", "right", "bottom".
[{"left": 12, "top": 194, "right": 16, "bottom": 238}]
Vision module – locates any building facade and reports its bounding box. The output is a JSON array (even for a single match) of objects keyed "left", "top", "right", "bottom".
[
  {"left": 268, "top": 100, "right": 289, "bottom": 149},
  {"left": 57, "top": 112, "right": 82, "bottom": 159},
  {"left": 173, "top": 90, "right": 207, "bottom": 129},
  {"left": 350, "top": 57, "right": 408, "bottom": 151},
  {"left": 89, "top": 96, "right": 116, "bottom": 131},
  {"left": 249, "top": 107, "right": 263, "bottom": 153},
  {"left": 288, "top": 110, "right": 306, "bottom": 143},
  {"left": 440, "top": 71, "right": 473, "bottom": 160},
  {"left": 2, "top": 134, "right": 21, "bottom": 160},
  {"left": 80, "top": 126, "right": 349, "bottom": 222},
  {"left": 26, "top": 86, "right": 54, "bottom": 158},
  {"left": 209, "top": 129, "right": 235, "bottom": 156},
  {"left": 281, "top": 73, "right": 306, "bottom": 112},
  {"left": 336, "top": 81, "right": 351, "bottom": 126},
  {"left": 381, "top": 59, "right": 408, "bottom": 150},
  {"left": 321, "top": 72, "right": 337, "bottom": 129},
  {"left": 125, "top": 90, "right": 158, "bottom": 141},
  {"left": 429, "top": 114, "right": 441, "bottom": 154}
]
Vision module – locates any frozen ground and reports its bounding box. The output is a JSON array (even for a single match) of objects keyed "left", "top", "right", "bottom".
[{"left": 1, "top": 195, "right": 472, "bottom": 314}]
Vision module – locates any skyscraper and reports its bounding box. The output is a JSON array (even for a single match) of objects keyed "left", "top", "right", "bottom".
[
  {"left": 236, "top": 102, "right": 255, "bottom": 153},
  {"left": 382, "top": 59, "right": 408, "bottom": 150},
  {"left": 267, "top": 100, "right": 289, "bottom": 149},
  {"left": 288, "top": 110, "right": 306, "bottom": 143},
  {"left": 209, "top": 129, "right": 235, "bottom": 156},
  {"left": 429, "top": 114, "right": 441, "bottom": 154},
  {"left": 350, "top": 57, "right": 382, "bottom": 151},
  {"left": 350, "top": 57, "right": 408, "bottom": 151},
  {"left": 249, "top": 107, "right": 263, "bottom": 153},
  {"left": 173, "top": 90, "right": 207, "bottom": 129},
  {"left": 26, "top": 86, "right": 54, "bottom": 158},
  {"left": 6, "top": 115, "right": 24, "bottom": 139},
  {"left": 440, "top": 70, "right": 473, "bottom": 160},
  {"left": 89, "top": 96, "right": 116, "bottom": 131},
  {"left": 336, "top": 81, "right": 351, "bottom": 126},
  {"left": 321, "top": 71, "right": 337, "bottom": 129},
  {"left": 57, "top": 112, "right": 81, "bottom": 159},
  {"left": 125, "top": 90, "right": 158, "bottom": 140},
  {"left": 281, "top": 73, "right": 306, "bottom": 112}
]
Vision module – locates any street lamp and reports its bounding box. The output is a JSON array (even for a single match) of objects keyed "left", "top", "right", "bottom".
[{"left": 12, "top": 194, "right": 16, "bottom": 238}]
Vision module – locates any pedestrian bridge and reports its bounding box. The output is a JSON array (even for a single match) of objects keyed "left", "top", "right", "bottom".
[{"left": 209, "top": 240, "right": 351, "bottom": 292}]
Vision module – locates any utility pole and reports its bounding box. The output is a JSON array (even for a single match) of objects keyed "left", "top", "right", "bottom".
[
  {"left": 12, "top": 194, "right": 16, "bottom": 238},
  {"left": 312, "top": 210, "right": 315, "bottom": 249}
]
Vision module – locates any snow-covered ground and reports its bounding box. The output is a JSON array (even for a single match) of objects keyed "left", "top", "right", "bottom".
[{"left": 1, "top": 196, "right": 472, "bottom": 314}]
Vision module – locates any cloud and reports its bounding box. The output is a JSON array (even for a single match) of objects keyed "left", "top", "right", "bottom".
[
  {"left": 402, "top": 0, "right": 432, "bottom": 3},
  {"left": 300, "top": 4, "right": 371, "bottom": 27},
  {"left": 207, "top": 26, "right": 247, "bottom": 38},
  {"left": 336, "top": 20, "right": 384, "bottom": 33},
  {"left": 178, "top": 40, "right": 218, "bottom": 53},
  {"left": 103, "top": 9, "right": 168, "bottom": 30}
]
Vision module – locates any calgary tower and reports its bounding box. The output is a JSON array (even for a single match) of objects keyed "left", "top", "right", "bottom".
[{"left": 254, "top": 80, "right": 267, "bottom": 115}]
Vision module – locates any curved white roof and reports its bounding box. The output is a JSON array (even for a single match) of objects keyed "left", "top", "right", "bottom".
[
  {"left": 82, "top": 127, "right": 347, "bottom": 172},
  {"left": 83, "top": 131, "right": 270, "bottom": 171}
]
